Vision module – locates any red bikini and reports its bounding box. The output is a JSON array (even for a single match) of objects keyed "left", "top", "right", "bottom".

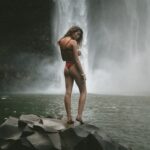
[{"left": 66, "top": 61, "right": 74, "bottom": 69}]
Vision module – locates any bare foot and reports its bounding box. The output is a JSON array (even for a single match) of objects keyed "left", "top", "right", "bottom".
[
  {"left": 67, "top": 119, "right": 74, "bottom": 124},
  {"left": 76, "top": 118, "right": 84, "bottom": 124}
]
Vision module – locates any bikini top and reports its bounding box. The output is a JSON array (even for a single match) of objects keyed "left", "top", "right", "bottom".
[{"left": 59, "top": 38, "right": 74, "bottom": 61}]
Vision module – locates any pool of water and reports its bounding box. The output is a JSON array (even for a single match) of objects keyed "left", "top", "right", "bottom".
[{"left": 0, "top": 93, "right": 150, "bottom": 150}]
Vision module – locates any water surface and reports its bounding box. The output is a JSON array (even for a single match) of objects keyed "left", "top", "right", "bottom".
[{"left": 0, "top": 94, "right": 150, "bottom": 150}]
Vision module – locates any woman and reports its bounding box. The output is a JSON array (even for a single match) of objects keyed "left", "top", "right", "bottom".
[{"left": 58, "top": 26, "right": 87, "bottom": 124}]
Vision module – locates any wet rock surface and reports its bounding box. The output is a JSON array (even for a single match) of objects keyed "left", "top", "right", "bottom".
[{"left": 0, "top": 114, "right": 132, "bottom": 150}]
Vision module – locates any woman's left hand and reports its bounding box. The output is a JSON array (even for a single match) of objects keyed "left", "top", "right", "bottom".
[{"left": 81, "top": 74, "right": 86, "bottom": 81}]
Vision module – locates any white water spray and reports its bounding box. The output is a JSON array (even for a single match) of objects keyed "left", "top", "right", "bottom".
[
  {"left": 49, "top": 0, "right": 89, "bottom": 93},
  {"left": 42, "top": 0, "right": 150, "bottom": 95},
  {"left": 87, "top": 0, "right": 150, "bottom": 95}
]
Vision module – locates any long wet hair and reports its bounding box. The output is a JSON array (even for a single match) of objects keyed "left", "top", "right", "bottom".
[{"left": 63, "top": 26, "right": 83, "bottom": 45}]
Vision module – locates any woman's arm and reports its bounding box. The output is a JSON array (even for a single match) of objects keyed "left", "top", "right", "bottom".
[{"left": 71, "top": 40, "right": 85, "bottom": 78}]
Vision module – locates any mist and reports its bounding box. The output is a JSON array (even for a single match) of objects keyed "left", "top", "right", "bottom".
[
  {"left": 1, "top": 0, "right": 150, "bottom": 96},
  {"left": 86, "top": 0, "right": 150, "bottom": 95},
  {"left": 36, "top": 0, "right": 149, "bottom": 95},
  {"left": 34, "top": 0, "right": 146, "bottom": 95}
]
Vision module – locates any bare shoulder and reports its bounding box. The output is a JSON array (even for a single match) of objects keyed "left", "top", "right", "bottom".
[
  {"left": 70, "top": 39, "right": 77, "bottom": 47},
  {"left": 58, "top": 37, "right": 70, "bottom": 45},
  {"left": 58, "top": 37, "right": 77, "bottom": 48}
]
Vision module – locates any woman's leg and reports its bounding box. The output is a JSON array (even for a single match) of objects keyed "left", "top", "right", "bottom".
[
  {"left": 69, "top": 65, "right": 87, "bottom": 121},
  {"left": 75, "top": 76, "right": 87, "bottom": 121},
  {"left": 64, "top": 66, "right": 74, "bottom": 122}
]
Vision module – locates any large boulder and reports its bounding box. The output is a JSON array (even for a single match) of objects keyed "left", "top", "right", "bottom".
[
  {"left": 0, "top": 114, "right": 132, "bottom": 150},
  {"left": 0, "top": 117, "right": 22, "bottom": 140}
]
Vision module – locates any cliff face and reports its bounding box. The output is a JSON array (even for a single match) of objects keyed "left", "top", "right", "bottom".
[{"left": 0, "top": 0, "right": 56, "bottom": 92}]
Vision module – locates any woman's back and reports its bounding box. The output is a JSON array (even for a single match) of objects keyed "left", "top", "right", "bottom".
[{"left": 58, "top": 37, "right": 75, "bottom": 61}]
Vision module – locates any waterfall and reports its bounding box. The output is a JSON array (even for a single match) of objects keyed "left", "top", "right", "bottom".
[
  {"left": 50, "top": 0, "right": 89, "bottom": 93},
  {"left": 45, "top": 0, "right": 150, "bottom": 95},
  {"left": 87, "top": 0, "right": 150, "bottom": 95}
]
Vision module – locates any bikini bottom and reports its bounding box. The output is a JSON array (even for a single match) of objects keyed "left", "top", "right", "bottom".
[{"left": 66, "top": 61, "right": 75, "bottom": 69}]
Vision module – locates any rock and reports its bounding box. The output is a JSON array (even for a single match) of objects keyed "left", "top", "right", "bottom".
[
  {"left": 60, "top": 128, "right": 83, "bottom": 150},
  {"left": 59, "top": 124, "right": 113, "bottom": 150},
  {"left": 20, "top": 137, "right": 35, "bottom": 150},
  {"left": 19, "top": 114, "right": 42, "bottom": 127},
  {"left": 21, "top": 126, "right": 34, "bottom": 137},
  {"left": 47, "top": 133, "right": 61, "bottom": 150},
  {"left": 0, "top": 116, "right": 22, "bottom": 140},
  {"left": 74, "top": 133, "right": 103, "bottom": 150},
  {"left": 86, "top": 133, "right": 116, "bottom": 150},
  {"left": 0, "top": 140, "right": 13, "bottom": 150},
  {"left": 74, "top": 124, "right": 100, "bottom": 136},
  {"left": 26, "top": 131, "right": 55, "bottom": 150},
  {"left": 0, "top": 114, "right": 132, "bottom": 150},
  {"left": 33, "top": 122, "right": 58, "bottom": 133},
  {"left": 41, "top": 118, "right": 66, "bottom": 130}
]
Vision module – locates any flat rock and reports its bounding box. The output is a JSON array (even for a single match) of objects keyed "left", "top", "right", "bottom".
[
  {"left": 0, "top": 116, "right": 22, "bottom": 140},
  {"left": 0, "top": 140, "right": 14, "bottom": 150},
  {"left": 21, "top": 126, "right": 35, "bottom": 137},
  {"left": 47, "top": 133, "right": 61, "bottom": 150},
  {"left": 41, "top": 118, "right": 66, "bottom": 130},
  {"left": 26, "top": 131, "right": 55, "bottom": 150},
  {"left": 19, "top": 114, "right": 42, "bottom": 127},
  {"left": 60, "top": 128, "right": 83, "bottom": 150},
  {"left": 33, "top": 122, "right": 58, "bottom": 133}
]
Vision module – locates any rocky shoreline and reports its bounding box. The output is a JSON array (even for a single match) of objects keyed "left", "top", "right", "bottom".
[{"left": 0, "top": 114, "right": 132, "bottom": 150}]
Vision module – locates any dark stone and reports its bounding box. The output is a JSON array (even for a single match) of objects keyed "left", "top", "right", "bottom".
[
  {"left": 47, "top": 133, "right": 61, "bottom": 150},
  {"left": 41, "top": 118, "right": 66, "bottom": 131},
  {"left": 73, "top": 126, "right": 90, "bottom": 138},
  {"left": 60, "top": 124, "right": 107, "bottom": 150},
  {"left": 60, "top": 128, "right": 83, "bottom": 150},
  {"left": 18, "top": 114, "right": 42, "bottom": 127},
  {"left": 74, "top": 124, "right": 100, "bottom": 135},
  {"left": 21, "top": 126, "right": 34, "bottom": 137},
  {"left": 86, "top": 133, "right": 114, "bottom": 150},
  {"left": 0, "top": 116, "right": 22, "bottom": 140},
  {"left": 118, "top": 144, "right": 130, "bottom": 150},
  {"left": 0, "top": 140, "right": 13, "bottom": 150},
  {"left": 33, "top": 122, "right": 58, "bottom": 133},
  {"left": 26, "top": 131, "right": 55, "bottom": 150},
  {"left": 0, "top": 114, "right": 132, "bottom": 150},
  {"left": 74, "top": 133, "right": 103, "bottom": 150},
  {"left": 8, "top": 139, "right": 34, "bottom": 150},
  {"left": 20, "top": 138, "right": 35, "bottom": 150}
]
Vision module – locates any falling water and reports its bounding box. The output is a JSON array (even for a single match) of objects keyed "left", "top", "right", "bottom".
[
  {"left": 50, "top": 0, "right": 89, "bottom": 93},
  {"left": 86, "top": 0, "right": 150, "bottom": 95},
  {"left": 45, "top": 0, "right": 150, "bottom": 95}
]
